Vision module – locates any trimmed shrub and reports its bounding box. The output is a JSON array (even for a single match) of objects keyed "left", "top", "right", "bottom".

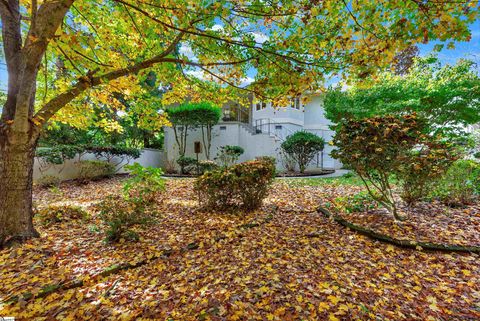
[
  {"left": 123, "top": 163, "right": 165, "bottom": 204},
  {"left": 36, "top": 144, "right": 84, "bottom": 165},
  {"left": 78, "top": 160, "right": 115, "bottom": 182},
  {"left": 197, "top": 160, "right": 219, "bottom": 174},
  {"left": 36, "top": 144, "right": 85, "bottom": 174},
  {"left": 430, "top": 160, "right": 480, "bottom": 206},
  {"left": 85, "top": 145, "right": 141, "bottom": 170},
  {"left": 36, "top": 175, "right": 61, "bottom": 188},
  {"left": 281, "top": 131, "right": 325, "bottom": 173},
  {"left": 35, "top": 204, "right": 88, "bottom": 225},
  {"left": 256, "top": 156, "right": 276, "bottom": 165},
  {"left": 177, "top": 156, "right": 198, "bottom": 174},
  {"left": 215, "top": 145, "right": 244, "bottom": 167},
  {"left": 332, "top": 113, "right": 457, "bottom": 220},
  {"left": 195, "top": 158, "right": 276, "bottom": 211}
]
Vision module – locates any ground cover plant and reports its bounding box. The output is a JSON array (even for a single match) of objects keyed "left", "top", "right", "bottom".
[{"left": 1, "top": 175, "right": 479, "bottom": 320}]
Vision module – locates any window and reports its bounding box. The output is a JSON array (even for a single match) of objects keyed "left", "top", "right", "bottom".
[
  {"left": 220, "top": 126, "right": 227, "bottom": 130},
  {"left": 255, "top": 102, "right": 267, "bottom": 111},
  {"left": 291, "top": 97, "right": 301, "bottom": 110},
  {"left": 275, "top": 125, "right": 282, "bottom": 130}
]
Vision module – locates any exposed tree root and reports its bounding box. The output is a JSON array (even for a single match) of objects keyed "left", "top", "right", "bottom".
[
  {"left": 316, "top": 206, "right": 480, "bottom": 253},
  {"left": 3, "top": 249, "right": 174, "bottom": 304}
]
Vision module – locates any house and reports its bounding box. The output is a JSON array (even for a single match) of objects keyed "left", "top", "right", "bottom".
[{"left": 163, "top": 93, "right": 342, "bottom": 171}]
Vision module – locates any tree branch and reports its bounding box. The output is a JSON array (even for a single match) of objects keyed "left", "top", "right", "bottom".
[
  {"left": 33, "top": 31, "right": 183, "bottom": 125},
  {"left": 111, "top": 0, "right": 339, "bottom": 70}
]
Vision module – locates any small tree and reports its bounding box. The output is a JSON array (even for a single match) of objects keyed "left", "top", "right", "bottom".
[
  {"left": 281, "top": 132, "right": 325, "bottom": 173},
  {"left": 167, "top": 106, "right": 193, "bottom": 158},
  {"left": 167, "top": 102, "right": 221, "bottom": 159},
  {"left": 332, "top": 113, "right": 457, "bottom": 220}
]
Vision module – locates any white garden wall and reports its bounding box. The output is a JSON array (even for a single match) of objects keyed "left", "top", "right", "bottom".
[{"left": 33, "top": 148, "right": 165, "bottom": 182}]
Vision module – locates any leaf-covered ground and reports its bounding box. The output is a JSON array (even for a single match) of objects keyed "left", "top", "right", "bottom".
[{"left": 1, "top": 177, "right": 479, "bottom": 320}]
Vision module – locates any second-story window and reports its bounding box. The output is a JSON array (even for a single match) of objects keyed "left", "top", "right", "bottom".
[
  {"left": 256, "top": 102, "right": 267, "bottom": 111},
  {"left": 291, "top": 97, "right": 301, "bottom": 110}
]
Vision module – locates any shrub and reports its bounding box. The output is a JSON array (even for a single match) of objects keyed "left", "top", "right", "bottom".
[
  {"left": 430, "top": 160, "right": 480, "bottom": 206},
  {"left": 123, "top": 163, "right": 165, "bottom": 204},
  {"left": 197, "top": 160, "right": 219, "bottom": 174},
  {"left": 195, "top": 158, "right": 276, "bottom": 211},
  {"left": 78, "top": 160, "right": 115, "bottom": 182},
  {"left": 397, "top": 147, "right": 457, "bottom": 206},
  {"left": 97, "top": 195, "right": 154, "bottom": 242},
  {"left": 333, "top": 191, "right": 378, "bottom": 213},
  {"left": 215, "top": 145, "right": 244, "bottom": 167},
  {"left": 36, "top": 144, "right": 85, "bottom": 174},
  {"left": 332, "top": 113, "right": 457, "bottom": 220},
  {"left": 256, "top": 156, "right": 276, "bottom": 165},
  {"left": 36, "top": 144, "right": 84, "bottom": 165},
  {"left": 281, "top": 131, "right": 325, "bottom": 173},
  {"left": 36, "top": 175, "right": 61, "bottom": 188},
  {"left": 36, "top": 204, "right": 88, "bottom": 225},
  {"left": 177, "top": 156, "right": 198, "bottom": 174},
  {"left": 85, "top": 145, "right": 141, "bottom": 170}
]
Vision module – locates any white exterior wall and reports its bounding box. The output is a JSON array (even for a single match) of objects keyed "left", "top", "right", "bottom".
[
  {"left": 164, "top": 123, "right": 275, "bottom": 165},
  {"left": 164, "top": 94, "right": 342, "bottom": 171},
  {"left": 252, "top": 102, "right": 304, "bottom": 126},
  {"left": 33, "top": 148, "right": 165, "bottom": 182}
]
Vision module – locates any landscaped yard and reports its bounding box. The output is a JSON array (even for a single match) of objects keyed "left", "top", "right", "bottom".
[
  {"left": 1, "top": 2, "right": 479, "bottom": 321},
  {"left": 1, "top": 176, "right": 479, "bottom": 320}
]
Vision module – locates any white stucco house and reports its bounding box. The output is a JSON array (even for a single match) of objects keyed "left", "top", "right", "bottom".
[{"left": 163, "top": 93, "right": 342, "bottom": 171}]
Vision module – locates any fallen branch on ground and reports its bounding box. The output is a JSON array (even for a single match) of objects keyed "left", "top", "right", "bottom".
[
  {"left": 3, "top": 208, "right": 277, "bottom": 304},
  {"left": 316, "top": 205, "right": 480, "bottom": 253}
]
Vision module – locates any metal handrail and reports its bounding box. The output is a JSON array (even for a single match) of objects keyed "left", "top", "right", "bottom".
[{"left": 254, "top": 118, "right": 297, "bottom": 141}]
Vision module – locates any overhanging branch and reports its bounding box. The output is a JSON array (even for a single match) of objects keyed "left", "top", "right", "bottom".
[{"left": 32, "top": 36, "right": 257, "bottom": 128}]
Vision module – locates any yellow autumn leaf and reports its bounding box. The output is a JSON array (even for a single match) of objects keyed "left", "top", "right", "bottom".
[{"left": 329, "top": 313, "right": 340, "bottom": 321}]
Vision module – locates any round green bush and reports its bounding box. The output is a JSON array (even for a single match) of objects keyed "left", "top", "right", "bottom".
[{"left": 281, "top": 131, "right": 325, "bottom": 173}]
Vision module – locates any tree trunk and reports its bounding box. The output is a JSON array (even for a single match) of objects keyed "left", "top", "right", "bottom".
[{"left": 0, "top": 136, "right": 39, "bottom": 248}]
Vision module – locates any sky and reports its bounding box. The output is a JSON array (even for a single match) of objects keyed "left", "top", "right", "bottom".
[
  {"left": 0, "top": 20, "right": 479, "bottom": 92},
  {"left": 418, "top": 20, "right": 480, "bottom": 70}
]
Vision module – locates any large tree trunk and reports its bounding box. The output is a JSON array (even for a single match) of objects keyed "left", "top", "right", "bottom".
[{"left": 0, "top": 135, "right": 39, "bottom": 248}]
